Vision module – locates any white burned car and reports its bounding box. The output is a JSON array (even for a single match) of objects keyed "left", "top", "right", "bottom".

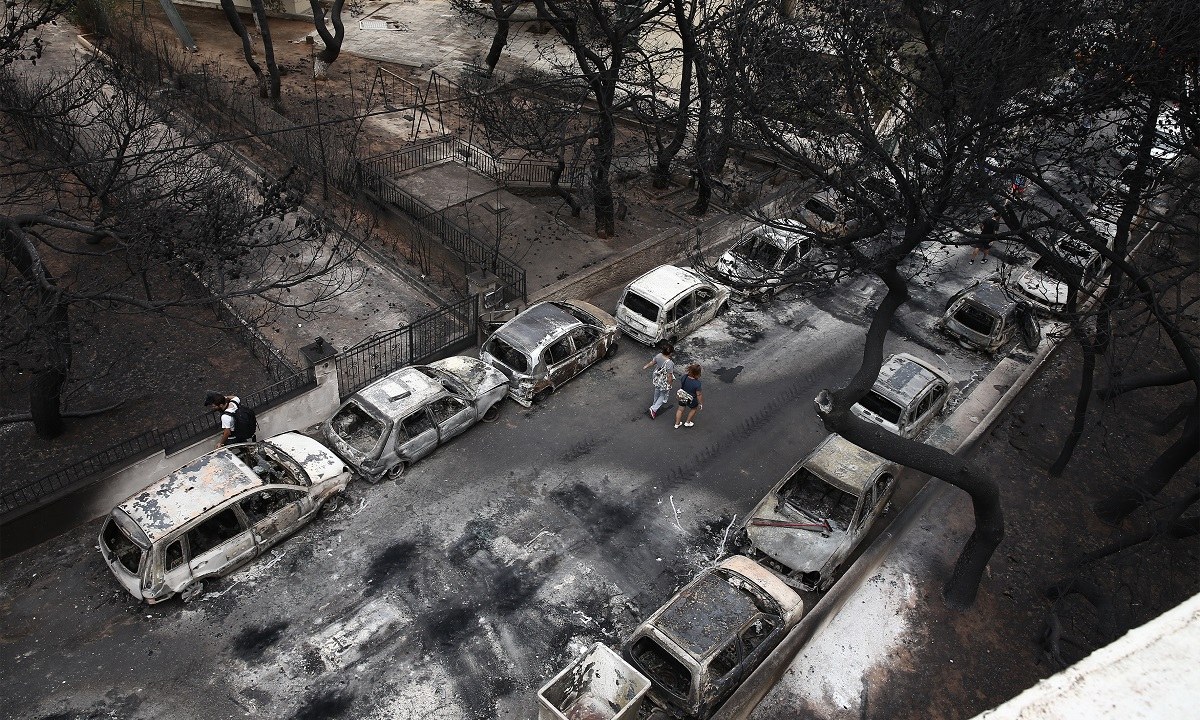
[
  {"left": 741, "top": 434, "right": 899, "bottom": 592},
  {"left": 615, "top": 265, "right": 731, "bottom": 346},
  {"left": 1009, "top": 238, "right": 1104, "bottom": 314},
  {"left": 850, "top": 353, "right": 954, "bottom": 439},
  {"left": 939, "top": 281, "right": 1040, "bottom": 354},
  {"left": 714, "top": 220, "right": 814, "bottom": 302},
  {"left": 99, "top": 433, "right": 350, "bottom": 604},
  {"left": 480, "top": 300, "right": 620, "bottom": 406},
  {"left": 622, "top": 555, "right": 804, "bottom": 719},
  {"left": 322, "top": 356, "right": 508, "bottom": 481}
]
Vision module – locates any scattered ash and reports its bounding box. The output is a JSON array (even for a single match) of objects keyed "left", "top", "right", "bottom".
[
  {"left": 363, "top": 540, "right": 421, "bottom": 596},
  {"left": 448, "top": 518, "right": 498, "bottom": 563},
  {"left": 288, "top": 688, "right": 354, "bottom": 720},
  {"left": 549, "top": 482, "right": 636, "bottom": 544}
]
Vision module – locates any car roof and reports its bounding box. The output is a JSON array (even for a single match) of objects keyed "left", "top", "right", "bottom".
[
  {"left": 656, "top": 570, "right": 760, "bottom": 661},
  {"left": 803, "top": 434, "right": 893, "bottom": 495},
  {"left": 118, "top": 448, "right": 266, "bottom": 543},
  {"left": 354, "top": 366, "right": 445, "bottom": 420},
  {"left": 962, "top": 282, "right": 1017, "bottom": 315},
  {"left": 748, "top": 221, "right": 808, "bottom": 249},
  {"left": 494, "top": 301, "right": 584, "bottom": 354},
  {"left": 627, "top": 265, "right": 707, "bottom": 306},
  {"left": 874, "top": 353, "right": 950, "bottom": 405}
]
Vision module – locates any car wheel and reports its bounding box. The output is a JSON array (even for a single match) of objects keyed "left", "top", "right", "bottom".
[
  {"left": 532, "top": 388, "right": 553, "bottom": 405},
  {"left": 716, "top": 301, "right": 729, "bottom": 316},
  {"left": 759, "top": 287, "right": 775, "bottom": 304},
  {"left": 481, "top": 402, "right": 503, "bottom": 423},
  {"left": 604, "top": 341, "right": 619, "bottom": 359},
  {"left": 387, "top": 461, "right": 408, "bottom": 481},
  {"left": 180, "top": 582, "right": 204, "bottom": 603}
]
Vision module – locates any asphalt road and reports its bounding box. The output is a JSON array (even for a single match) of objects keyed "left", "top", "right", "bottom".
[{"left": 0, "top": 243, "right": 1009, "bottom": 720}]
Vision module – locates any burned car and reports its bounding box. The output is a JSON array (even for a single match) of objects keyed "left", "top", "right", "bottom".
[
  {"left": 480, "top": 300, "right": 620, "bottom": 406},
  {"left": 938, "top": 281, "right": 1040, "bottom": 354},
  {"left": 713, "top": 220, "right": 813, "bottom": 302},
  {"left": 622, "top": 555, "right": 804, "bottom": 719},
  {"left": 797, "top": 189, "right": 859, "bottom": 238},
  {"left": 99, "top": 433, "right": 350, "bottom": 604},
  {"left": 741, "top": 434, "right": 898, "bottom": 592},
  {"left": 322, "top": 356, "right": 509, "bottom": 481},
  {"left": 849, "top": 353, "right": 954, "bottom": 439},
  {"left": 1008, "top": 234, "right": 1106, "bottom": 314},
  {"left": 614, "top": 265, "right": 731, "bottom": 346}
]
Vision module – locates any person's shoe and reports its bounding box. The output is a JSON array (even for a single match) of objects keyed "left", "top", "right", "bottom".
[
  {"left": 649, "top": 408, "right": 656, "bottom": 419},
  {"left": 674, "top": 422, "right": 682, "bottom": 429},
  {"left": 968, "top": 259, "right": 974, "bottom": 264},
  {"left": 981, "top": 257, "right": 987, "bottom": 264},
  {"left": 684, "top": 422, "right": 694, "bottom": 427}
]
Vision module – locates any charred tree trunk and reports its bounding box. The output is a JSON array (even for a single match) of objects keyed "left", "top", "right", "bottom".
[
  {"left": 689, "top": 54, "right": 713, "bottom": 215},
  {"left": 816, "top": 252, "right": 1004, "bottom": 608},
  {"left": 651, "top": 0, "right": 697, "bottom": 189},
  {"left": 250, "top": 0, "right": 281, "bottom": 100},
  {"left": 1094, "top": 405, "right": 1199, "bottom": 524},
  {"left": 550, "top": 156, "right": 582, "bottom": 217},
  {"left": 484, "top": 0, "right": 521, "bottom": 74},
  {"left": 219, "top": 0, "right": 267, "bottom": 97},
  {"left": 1050, "top": 319, "right": 1096, "bottom": 476},
  {"left": 591, "top": 111, "right": 616, "bottom": 237},
  {"left": 309, "top": 0, "right": 346, "bottom": 80},
  {"left": 1098, "top": 369, "right": 1191, "bottom": 399},
  {"left": 2, "top": 227, "right": 72, "bottom": 438}
]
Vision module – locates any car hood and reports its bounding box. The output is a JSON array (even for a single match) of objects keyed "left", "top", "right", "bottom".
[
  {"left": 429, "top": 356, "right": 509, "bottom": 398},
  {"left": 715, "top": 252, "right": 768, "bottom": 282},
  {"left": 745, "top": 495, "right": 845, "bottom": 574},
  {"left": 1016, "top": 269, "right": 1067, "bottom": 308},
  {"left": 268, "top": 432, "right": 347, "bottom": 485}
]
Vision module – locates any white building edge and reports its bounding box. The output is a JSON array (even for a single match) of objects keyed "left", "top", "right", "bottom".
[{"left": 974, "top": 592, "right": 1200, "bottom": 720}]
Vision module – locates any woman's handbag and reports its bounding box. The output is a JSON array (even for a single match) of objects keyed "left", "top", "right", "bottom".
[{"left": 677, "top": 388, "right": 694, "bottom": 404}]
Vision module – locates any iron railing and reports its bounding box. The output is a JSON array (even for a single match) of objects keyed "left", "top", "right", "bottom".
[
  {"left": 0, "top": 371, "right": 316, "bottom": 515},
  {"left": 335, "top": 297, "right": 477, "bottom": 399}
]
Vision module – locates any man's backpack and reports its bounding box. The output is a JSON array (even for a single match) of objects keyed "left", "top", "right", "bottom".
[{"left": 226, "top": 403, "right": 257, "bottom": 441}]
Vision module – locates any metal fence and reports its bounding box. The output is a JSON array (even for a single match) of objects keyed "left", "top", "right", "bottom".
[
  {"left": 335, "top": 297, "right": 478, "bottom": 399},
  {"left": 0, "top": 371, "right": 316, "bottom": 515}
]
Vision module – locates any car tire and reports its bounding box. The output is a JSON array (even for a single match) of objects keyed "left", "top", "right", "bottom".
[
  {"left": 180, "top": 582, "right": 204, "bottom": 603},
  {"left": 532, "top": 388, "right": 552, "bottom": 405},
  {"left": 481, "top": 402, "right": 503, "bottom": 423},
  {"left": 387, "top": 461, "right": 408, "bottom": 481},
  {"left": 604, "top": 341, "right": 619, "bottom": 359},
  {"left": 759, "top": 288, "right": 775, "bottom": 304}
]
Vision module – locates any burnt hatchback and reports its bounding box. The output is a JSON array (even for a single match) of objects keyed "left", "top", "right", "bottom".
[
  {"left": 321, "top": 356, "right": 509, "bottom": 481},
  {"left": 939, "top": 281, "right": 1040, "bottom": 354},
  {"left": 623, "top": 555, "right": 804, "bottom": 719},
  {"left": 480, "top": 300, "right": 620, "bottom": 406},
  {"left": 99, "top": 433, "right": 350, "bottom": 603}
]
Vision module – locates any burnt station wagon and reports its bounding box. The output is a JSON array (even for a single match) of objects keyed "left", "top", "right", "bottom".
[
  {"left": 99, "top": 433, "right": 350, "bottom": 603},
  {"left": 480, "top": 300, "right": 620, "bottom": 406},
  {"left": 322, "top": 356, "right": 509, "bottom": 481},
  {"left": 615, "top": 265, "right": 731, "bottom": 346},
  {"left": 850, "top": 353, "right": 954, "bottom": 439}
]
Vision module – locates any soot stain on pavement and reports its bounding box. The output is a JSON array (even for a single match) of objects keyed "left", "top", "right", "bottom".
[
  {"left": 288, "top": 689, "right": 354, "bottom": 720},
  {"left": 492, "top": 562, "right": 545, "bottom": 614},
  {"left": 232, "top": 620, "right": 290, "bottom": 662},
  {"left": 363, "top": 540, "right": 420, "bottom": 596},
  {"left": 550, "top": 482, "right": 636, "bottom": 544},
  {"left": 723, "top": 314, "right": 766, "bottom": 344},
  {"left": 419, "top": 602, "right": 479, "bottom": 649},
  {"left": 714, "top": 365, "right": 744, "bottom": 383},
  {"left": 448, "top": 518, "right": 498, "bottom": 562}
]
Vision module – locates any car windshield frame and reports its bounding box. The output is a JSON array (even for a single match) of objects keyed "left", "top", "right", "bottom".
[
  {"left": 952, "top": 300, "right": 1000, "bottom": 336},
  {"left": 621, "top": 289, "right": 661, "bottom": 323},
  {"left": 328, "top": 400, "right": 390, "bottom": 457},
  {"left": 734, "top": 235, "right": 785, "bottom": 268},
  {"left": 484, "top": 335, "right": 532, "bottom": 374},
  {"left": 856, "top": 390, "right": 903, "bottom": 425},
  {"left": 102, "top": 516, "right": 146, "bottom": 577},
  {"left": 779, "top": 467, "right": 859, "bottom": 531}
]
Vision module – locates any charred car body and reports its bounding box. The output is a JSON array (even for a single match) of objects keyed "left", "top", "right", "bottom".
[
  {"left": 1008, "top": 234, "right": 1106, "bottom": 314},
  {"left": 623, "top": 555, "right": 804, "bottom": 719},
  {"left": 614, "top": 265, "right": 731, "bottom": 346},
  {"left": 99, "top": 433, "right": 350, "bottom": 603},
  {"left": 939, "top": 281, "right": 1040, "bottom": 354},
  {"left": 849, "top": 353, "right": 954, "bottom": 439},
  {"left": 480, "top": 300, "right": 620, "bottom": 406},
  {"left": 713, "top": 221, "right": 813, "bottom": 302},
  {"left": 741, "top": 434, "right": 898, "bottom": 592},
  {"left": 322, "top": 356, "right": 509, "bottom": 481}
]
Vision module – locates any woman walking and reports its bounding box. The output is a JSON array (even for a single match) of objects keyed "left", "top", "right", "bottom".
[
  {"left": 642, "top": 344, "right": 675, "bottom": 419},
  {"left": 674, "top": 364, "right": 704, "bottom": 428}
]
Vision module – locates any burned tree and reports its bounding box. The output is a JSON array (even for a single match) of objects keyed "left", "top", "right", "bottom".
[
  {"left": 0, "top": 56, "right": 362, "bottom": 438},
  {"left": 309, "top": 0, "right": 348, "bottom": 80},
  {"left": 219, "top": 0, "right": 282, "bottom": 100}
]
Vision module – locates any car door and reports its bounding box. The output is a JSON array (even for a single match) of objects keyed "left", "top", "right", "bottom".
[
  {"left": 158, "top": 536, "right": 193, "bottom": 596},
  {"left": 241, "top": 487, "right": 310, "bottom": 551},
  {"left": 186, "top": 506, "right": 256, "bottom": 580},
  {"left": 702, "top": 637, "right": 745, "bottom": 717},
  {"left": 545, "top": 334, "right": 578, "bottom": 388},
  {"left": 692, "top": 286, "right": 719, "bottom": 329},
  {"left": 666, "top": 291, "right": 698, "bottom": 339},
  {"left": 568, "top": 326, "right": 601, "bottom": 368},
  {"left": 396, "top": 409, "right": 439, "bottom": 462},
  {"left": 429, "top": 395, "right": 475, "bottom": 444}
]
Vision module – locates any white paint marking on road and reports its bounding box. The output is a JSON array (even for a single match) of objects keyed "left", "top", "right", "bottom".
[{"left": 669, "top": 495, "right": 684, "bottom": 531}]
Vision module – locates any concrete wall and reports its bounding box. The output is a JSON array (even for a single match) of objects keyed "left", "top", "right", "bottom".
[
  {"left": 0, "top": 359, "right": 340, "bottom": 558},
  {"left": 173, "top": 0, "right": 313, "bottom": 19}
]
